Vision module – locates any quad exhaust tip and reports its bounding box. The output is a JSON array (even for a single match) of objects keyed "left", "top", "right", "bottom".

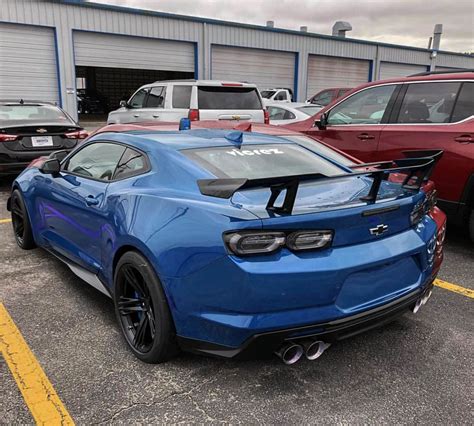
[
  {"left": 412, "top": 288, "right": 433, "bottom": 313},
  {"left": 274, "top": 342, "right": 304, "bottom": 365},
  {"left": 275, "top": 340, "right": 331, "bottom": 364}
]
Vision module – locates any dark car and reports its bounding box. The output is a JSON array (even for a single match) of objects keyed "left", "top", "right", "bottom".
[
  {"left": 0, "top": 101, "right": 88, "bottom": 175},
  {"left": 287, "top": 71, "right": 474, "bottom": 241},
  {"left": 77, "top": 89, "right": 109, "bottom": 114}
]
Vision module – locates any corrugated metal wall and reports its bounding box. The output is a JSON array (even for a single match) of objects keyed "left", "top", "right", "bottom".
[{"left": 1, "top": 0, "right": 473, "bottom": 118}]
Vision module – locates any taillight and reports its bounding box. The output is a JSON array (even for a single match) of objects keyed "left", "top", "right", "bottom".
[
  {"left": 223, "top": 230, "right": 333, "bottom": 256},
  {"left": 65, "top": 130, "right": 89, "bottom": 139},
  {"left": 188, "top": 109, "right": 200, "bottom": 121},
  {"left": 0, "top": 134, "right": 18, "bottom": 142},
  {"left": 264, "top": 109, "right": 270, "bottom": 124}
]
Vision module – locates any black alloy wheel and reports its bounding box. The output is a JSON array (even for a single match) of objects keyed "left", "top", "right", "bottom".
[
  {"left": 114, "top": 251, "right": 178, "bottom": 363},
  {"left": 10, "top": 189, "right": 36, "bottom": 249}
]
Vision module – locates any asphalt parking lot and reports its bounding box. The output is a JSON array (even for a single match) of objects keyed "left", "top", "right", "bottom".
[{"left": 0, "top": 175, "right": 473, "bottom": 424}]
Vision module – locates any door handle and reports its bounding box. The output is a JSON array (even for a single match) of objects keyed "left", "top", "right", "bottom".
[
  {"left": 152, "top": 114, "right": 160, "bottom": 118},
  {"left": 357, "top": 133, "right": 375, "bottom": 140},
  {"left": 85, "top": 195, "right": 99, "bottom": 206},
  {"left": 454, "top": 134, "right": 473, "bottom": 143},
  {"left": 133, "top": 114, "right": 140, "bottom": 118}
]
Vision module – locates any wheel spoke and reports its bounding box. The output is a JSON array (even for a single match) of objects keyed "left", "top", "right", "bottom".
[
  {"left": 118, "top": 296, "right": 147, "bottom": 316},
  {"left": 123, "top": 266, "right": 147, "bottom": 296},
  {"left": 147, "top": 309, "right": 155, "bottom": 339},
  {"left": 133, "top": 315, "right": 149, "bottom": 349}
]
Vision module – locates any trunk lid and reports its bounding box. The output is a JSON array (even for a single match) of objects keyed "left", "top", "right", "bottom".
[{"left": 231, "top": 176, "right": 423, "bottom": 247}]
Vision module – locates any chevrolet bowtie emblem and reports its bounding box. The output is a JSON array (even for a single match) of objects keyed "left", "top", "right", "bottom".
[
  {"left": 370, "top": 224, "right": 389, "bottom": 236},
  {"left": 36, "top": 128, "right": 48, "bottom": 133}
]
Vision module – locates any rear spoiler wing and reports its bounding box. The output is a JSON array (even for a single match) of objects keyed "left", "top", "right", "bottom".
[{"left": 198, "top": 152, "right": 442, "bottom": 214}]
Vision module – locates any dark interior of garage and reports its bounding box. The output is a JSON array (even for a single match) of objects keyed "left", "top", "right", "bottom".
[{"left": 75, "top": 66, "right": 194, "bottom": 119}]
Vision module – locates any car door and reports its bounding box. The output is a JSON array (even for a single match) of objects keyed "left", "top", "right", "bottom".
[
  {"left": 377, "top": 80, "right": 474, "bottom": 204},
  {"left": 37, "top": 142, "right": 126, "bottom": 272},
  {"left": 137, "top": 86, "right": 167, "bottom": 122},
  {"left": 304, "top": 84, "right": 400, "bottom": 162}
]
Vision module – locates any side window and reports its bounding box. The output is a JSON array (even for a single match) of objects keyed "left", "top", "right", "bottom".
[
  {"left": 451, "top": 82, "right": 474, "bottom": 123},
  {"left": 312, "top": 90, "right": 333, "bottom": 106},
  {"left": 113, "top": 148, "right": 148, "bottom": 180},
  {"left": 268, "top": 107, "right": 285, "bottom": 120},
  {"left": 65, "top": 143, "right": 125, "bottom": 181},
  {"left": 327, "top": 85, "right": 396, "bottom": 125},
  {"left": 129, "top": 89, "right": 148, "bottom": 109},
  {"left": 274, "top": 91, "right": 287, "bottom": 101},
  {"left": 172, "top": 86, "right": 192, "bottom": 108},
  {"left": 146, "top": 86, "right": 166, "bottom": 108},
  {"left": 397, "top": 82, "right": 461, "bottom": 124}
]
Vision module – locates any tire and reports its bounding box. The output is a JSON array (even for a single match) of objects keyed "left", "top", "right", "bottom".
[
  {"left": 114, "top": 251, "right": 179, "bottom": 363},
  {"left": 469, "top": 209, "right": 474, "bottom": 243},
  {"left": 10, "top": 189, "right": 36, "bottom": 250}
]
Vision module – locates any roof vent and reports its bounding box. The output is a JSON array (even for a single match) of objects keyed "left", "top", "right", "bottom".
[
  {"left": 266, "top": 21, "right": 274, "bottom": 28},
  {"left": 300, "top": 26, "right": 308, "bottom": 32},
  {"left": 332, "top": 21, "right": 352, "bottom": 37}
]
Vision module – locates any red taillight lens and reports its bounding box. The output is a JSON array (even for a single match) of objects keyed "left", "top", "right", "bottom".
[
  {"left": 188, "top": 109, "right": 200, "bottom": 121},
  {"left": 0, "top": 134, "right": 18, "bottom": 142},
  {"left": 65, "top": 130, "right": 89, "bottom": 139},
  {"left": 264, "top": 109, "right": 270, "bottom": 124}
]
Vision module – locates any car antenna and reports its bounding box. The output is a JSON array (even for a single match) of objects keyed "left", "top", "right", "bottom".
[
  {"left": 19, "top": 99, "right": 24, "bottom": 105},
  {"left": 225, "top": 131, "right": 243, "bottom": 148}
]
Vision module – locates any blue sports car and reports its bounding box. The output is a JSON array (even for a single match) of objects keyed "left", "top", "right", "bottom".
[{"left": 8, "top": 127, "right": 443, "bottom": 364}]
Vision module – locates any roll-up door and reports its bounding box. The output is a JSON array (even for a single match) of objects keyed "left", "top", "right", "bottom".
[
  {"left": 211, "top": 45, "right": 296, "bottom": 92},
  {"left": 307, "top": 55, "right": 370, "bottom": 99},
  {"left": 379, "top": 62, "right": 427, "bottom": 80},
  {"left": 0, "top": 23, "right": 59, "bottom": 103},
  {"left": 73, "top": 31, "right": 195, "bottom": 73}
]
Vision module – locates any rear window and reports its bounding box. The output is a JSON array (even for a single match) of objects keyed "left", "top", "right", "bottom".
[
  {"left": 0, "top": 105, "right": 71, "bottom": 126},
  {"left": 280, "top": 135, "right": 355, "bottom": 167},
  {"left": 261, "top": 90, "right": 276, "bottom": 99},
  {"left": 198, "top": 86, "right": 262, "bottom": 110},
  {"left": 183, "top": 143, "right": 344, "bottom": 179}
]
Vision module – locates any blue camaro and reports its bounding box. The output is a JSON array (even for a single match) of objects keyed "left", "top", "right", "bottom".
[{"left": 8, "top": 128, "right": 441, "bottom": 364}]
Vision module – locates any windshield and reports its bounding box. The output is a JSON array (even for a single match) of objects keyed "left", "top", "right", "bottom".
[
  {"left": 280, "top": 135, "right": 355, "bottom": 167},
  {"left": 296, "top": 105, "right": 323, "bottom": 116},
  {"left": 198, "top": 87, "right": 262, "bottom": 110},
  {"left": 261, "top": 90, "right": 276, "bottom": 99},
  {"left": 183, "top": 143, "right": 345, "bottom": 179},
  {"left": 0, "top": 105, "right": 71, "bottom": 126}
]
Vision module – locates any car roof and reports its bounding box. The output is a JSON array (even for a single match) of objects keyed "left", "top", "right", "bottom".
[
  {"left": 0, "top": 100, "right": 58, "bottom": 106},
  {"left": 145, "top": 79, "right": 258, "bottom": 87},
  {"left": 91, "top": 128, "right": 301, "bottom": 153}
]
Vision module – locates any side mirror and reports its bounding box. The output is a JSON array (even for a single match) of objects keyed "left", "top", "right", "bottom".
[
  {"left": 119, "top": 100, "right": 129, "bottom": 108},
  {"left": 39, "top": 159, "right": 60, "bottom": 176},
  {"left": 314, "top": 112, "right": 328, "bottom": 130},
  {"left": 49, "top": 150, "right": 69, "bottom": 162}
]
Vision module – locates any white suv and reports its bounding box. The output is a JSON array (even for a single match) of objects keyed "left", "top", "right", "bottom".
[{"left": 107, "top": 80, "right": 268, "bottom": 124}]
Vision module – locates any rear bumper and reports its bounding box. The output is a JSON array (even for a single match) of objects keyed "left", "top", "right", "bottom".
[{"left": 177, "top": 282, "right": 433, "bottom": 359}]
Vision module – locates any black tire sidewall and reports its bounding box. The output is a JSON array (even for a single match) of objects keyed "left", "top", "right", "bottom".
[
  {"left": 11, "top": 189, "right": 36, "bottom": 250},
  {"left": 469, "top": 209, "right": 474, "bottom": 243},
  {"left": 113, "top": 251, "right": 178, "bottom": 363}
]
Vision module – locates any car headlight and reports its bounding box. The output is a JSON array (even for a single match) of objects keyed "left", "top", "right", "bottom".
[{"left": 224, "top": 230, "right": 333, "bottom": 256}]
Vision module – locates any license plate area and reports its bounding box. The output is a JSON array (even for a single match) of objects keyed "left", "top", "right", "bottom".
[{"left": 31, "top": 136, "right": 53, "bottom": 147}]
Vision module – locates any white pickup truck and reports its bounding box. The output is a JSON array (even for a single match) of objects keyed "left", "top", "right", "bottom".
[{"left": 260, "top": 88, "right": 293, "bottom": 103}]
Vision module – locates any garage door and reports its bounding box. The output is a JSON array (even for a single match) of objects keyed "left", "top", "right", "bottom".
[
  {"left": 73, "top": 31, "right": 195, "bottom": 73},
  {"left": 0, "top": 23, "right": 59, "bottom": 103},
  {"left": 379, "top": 62, "right": 427, "bottom": 80},
  {"left": 211, "top": 46, "right": 296, "bottom": 92},
  {"left": 307, "top": 55, "right": 370, "bottom": 99}
]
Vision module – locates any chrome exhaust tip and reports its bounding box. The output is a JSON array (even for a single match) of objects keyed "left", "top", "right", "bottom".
[
  {"left": 302, "top": 340, "right": 331, "bottom": 361},
  {"left": 421, "top": 289, "right": 432, "bottom": 305},
  {"left": 274, "top": 342, "right": 304, "bottom": 365},
  {"left": 412, "top": 298, "right": 423, "bottom": 314}
]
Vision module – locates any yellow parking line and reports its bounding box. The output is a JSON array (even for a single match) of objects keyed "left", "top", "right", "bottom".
[
  {"left": 0, "top": 218, "right": 12, "bottom": 224},
  {"left": 0, "top": 303, "right": 74, "bottom": 425},
  {"left": 434, "top": 279, "right": 474, "bottom": 299}
]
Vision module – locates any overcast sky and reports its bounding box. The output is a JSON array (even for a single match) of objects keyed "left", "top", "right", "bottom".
[{"left": 90, "top": 0, "right": 473, "bottom": 52}]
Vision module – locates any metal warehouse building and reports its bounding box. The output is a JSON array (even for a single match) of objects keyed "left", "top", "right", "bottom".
[{"left": 1, "top": 0, "right": 473, "bottom": 120}]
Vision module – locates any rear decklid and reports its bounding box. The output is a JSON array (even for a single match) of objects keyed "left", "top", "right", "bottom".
[{"left": 197, "top": 84, "right": 265, "bottom": 122}]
